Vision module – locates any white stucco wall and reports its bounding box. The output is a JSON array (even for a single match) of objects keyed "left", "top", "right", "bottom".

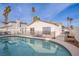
[
  {"left": 72, "top": 27, "right": 79, "bottom": 42},
  {"left": 27, "top": 21, "right": 62, "bottom": 37},
  {"left": 0, "top": 20, "right": 62, "bottom": 37},
  {"left": 7, "top": 22, "right": 27, "bottom": 34}
]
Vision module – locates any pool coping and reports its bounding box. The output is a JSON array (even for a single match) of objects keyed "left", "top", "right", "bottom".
[{"left": 0, "top": 35, "right": 79, "bottom": 56}]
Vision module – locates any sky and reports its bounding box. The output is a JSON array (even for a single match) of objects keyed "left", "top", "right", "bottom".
[{"left": 0, "top": 3, "right": 79, "bottom": 26}]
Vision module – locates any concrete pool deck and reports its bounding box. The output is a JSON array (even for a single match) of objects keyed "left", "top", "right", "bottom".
[{"left": 0, "top": 35, "right": 79, "bottom": 56}]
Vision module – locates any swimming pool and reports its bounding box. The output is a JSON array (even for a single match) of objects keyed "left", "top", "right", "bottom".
[{"left": 0, "top": 36, "right": 71, "bottom": 56}]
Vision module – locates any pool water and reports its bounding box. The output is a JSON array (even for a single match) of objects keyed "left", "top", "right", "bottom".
[{"left": 0, "top": 36, "right": 71, "bottom": 56}]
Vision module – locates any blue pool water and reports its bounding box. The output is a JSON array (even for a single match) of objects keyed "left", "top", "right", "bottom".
[{"left": 0, "top": 36, "right": 71, "bottom": 56}]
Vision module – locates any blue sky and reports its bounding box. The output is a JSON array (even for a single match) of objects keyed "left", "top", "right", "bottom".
[{"left": 0, "top": 3, "right": 79, "bottom": 26}]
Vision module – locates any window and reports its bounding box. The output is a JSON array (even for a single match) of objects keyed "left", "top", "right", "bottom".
[
  {"left": 43, "top": 27, "right": 51, "bottom": 35},
  {"left": 30, "top": 28, "right": 35, "bottom": 35}
]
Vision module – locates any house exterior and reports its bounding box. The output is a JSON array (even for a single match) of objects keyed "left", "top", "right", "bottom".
[
  {"left": 26, "top": 16, "right": 63, "bottom": 38},
  {"left": 7, "top": 20, "right": 27, "bottom": 34},
  {"left": 0, "top": 20, "right": 27, "bottom": 35},
  {"left": 0, "top": 16, "right": 64, "bottom": 38}
]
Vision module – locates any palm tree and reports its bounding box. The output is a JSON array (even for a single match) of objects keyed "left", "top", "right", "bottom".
[
  {"left": 67, "top": 17, "right": 73, "bottom": 29},
  {"left": 3, "top": 6, "right": 11, "bottom": 34},
  {"left": 32, "top": 7, "right": 36, "bottom": 12},
  {"left": 3, "top": 6, "right": 11, "bottom": 24},
  {"left": 33, "top": 16, "right": 40, "bottom": 22}
]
